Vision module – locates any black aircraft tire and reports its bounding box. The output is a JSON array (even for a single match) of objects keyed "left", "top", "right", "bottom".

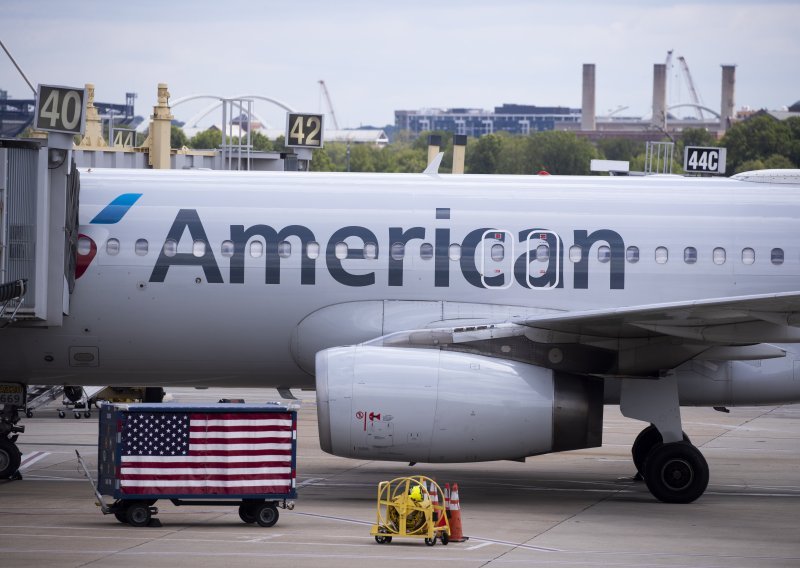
[
  {"left": 255, "top": 503, "right": 279, "bottom": 527},
  {"left": 238, "top": 504, "right": 257, "bottom": 524},
  {"left": 644, "top": 441, "right": 709, "bottom": 504},
  {"left": 125, "top": 502, "right": 152, "bottom": 527},
  {"left": 0, "top": 438, "right": 22, "bottom": 479},
  {"left": 632, "top": 425, "right": 691, "bottom": 476}
]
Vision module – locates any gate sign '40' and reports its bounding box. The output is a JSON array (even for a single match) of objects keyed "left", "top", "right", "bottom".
[
  {"left": 35, "top": 85, "right": 87, "bottom": 135},
  {"left": 286, "top": 113, "right": 324, "bottom": 148},
  {"left": 683, "top": 146, "right": 727, "bottom": 174}
]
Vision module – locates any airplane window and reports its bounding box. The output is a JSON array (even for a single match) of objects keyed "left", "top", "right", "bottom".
[
  {"left": 193, "top": 240, "right": 206, "bottom": 258},
  {"left": 597, "top": 245, "right": 611, "bottom": 263},
  {"left": 420, "top": 243, "right": 433, "bottom": 260},
  {"left": 391, "top": 243, "right": 405, "bottom": 260},
  {"left": 491, "top": 243, "right": 504, "bottom": 261},
  {"left": 335, "top": 242, "right": 348, "bottom": 260},
  {"left": 568, "top": 245, "right": 581, "bottom": 263},
  {"left": 162, "top": 239, "right": 176, "bottom": 257},
  {"left": 741, "top": 248, "right": 755, "bottom": 265},
  {"left": 713, "top": 247, "right": 726, "bottom": 265},
  {"left": 221, "top": 240, "right": 234, "bottom": 257},
  {"left": 684, "top": 247, "right": 697, "bottom": 264},
  {"left": 106, "top": 238, "right": 120, "bottom": 256},
  {"left": 135, "top": 239, "right": 148, "bottom": 256},
  {"left": 278, "top": 241, "right": 291, "bottom": 258},
  {"left": 771, "top": 248, "right": 784, "bottom": 265},
  {"left": 364, "top": 242, "right": 378, "bottom": 259},
  {"left": 448, "top": 243, "right": 461, "bottom": 261},
  {"left": 307, "top": 241, "right": 320, "bottom": 259},
  {"left": 655, "top": 246, "right": 668, "bottom": 264},
  {"left": 626, "top": 246, "right": 639, "bottom": 263},
  {"left": 536, "top": 244, "right": 549, "bottom": 261},
  {"left": 250, "top": 241, "right": 263, "bottom": 258},
  {"left": 77, "top": 236, "right": 92, "bottom": 255}
]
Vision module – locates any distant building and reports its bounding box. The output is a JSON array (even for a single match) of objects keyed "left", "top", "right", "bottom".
[{"left": 395, "top": 104, "right": 581, "bottom": 137}]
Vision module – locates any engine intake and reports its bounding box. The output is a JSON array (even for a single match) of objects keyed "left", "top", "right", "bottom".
[{"left": 316, "top": 346, "right": 603, "bottom": 463}]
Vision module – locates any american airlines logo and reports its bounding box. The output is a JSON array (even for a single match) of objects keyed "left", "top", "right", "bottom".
[{"left": 79, "top": 196, "right": 626, "bottom": 291}]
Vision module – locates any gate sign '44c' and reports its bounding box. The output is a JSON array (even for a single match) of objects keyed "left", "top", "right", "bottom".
[
  {"left": 35, "top": 85, "right": 87, "bottom": 135},
  {"left": 683, "top": 146, "right": 727, "bottom": 174},
  {"left": 286, "top": 113, "right": 324, "bottom": 148}
]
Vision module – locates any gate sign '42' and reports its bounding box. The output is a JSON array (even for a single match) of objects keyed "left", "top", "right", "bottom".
[
  {"left": 683, "top": 146, "right": 727, "bottom": 174},
  {"left": 286, "top": 113, "right": 324, "bottom": 148}
]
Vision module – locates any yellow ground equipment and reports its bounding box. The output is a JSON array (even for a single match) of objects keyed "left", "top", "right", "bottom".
[{"left": 370, "top": 475, "right": 450, "bottom": 546}]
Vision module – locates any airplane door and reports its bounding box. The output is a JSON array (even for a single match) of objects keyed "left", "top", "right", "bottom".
[
  {"left": 478, "top": 230, "right": 514, "bottom": 289},
  {"left": 524, "top": 230, "right": 561, "bottom": 289}
]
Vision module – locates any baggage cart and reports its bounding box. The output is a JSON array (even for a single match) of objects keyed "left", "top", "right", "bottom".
[{"left": 83, "top": 402, "right": 297, "bottom": 527}]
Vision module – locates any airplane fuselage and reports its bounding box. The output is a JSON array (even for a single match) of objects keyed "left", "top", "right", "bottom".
[{"left": 2, "top": 169, "right": 800, "bottom": 392}]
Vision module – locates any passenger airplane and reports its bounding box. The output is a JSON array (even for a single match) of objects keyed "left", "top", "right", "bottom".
[{"left": 3, "top": 166, "right": 800, "bottom": 504}]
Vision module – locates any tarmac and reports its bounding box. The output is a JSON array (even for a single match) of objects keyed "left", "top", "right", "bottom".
[{"left": 1, "top": 387, "right": 799, "bottom": 567}]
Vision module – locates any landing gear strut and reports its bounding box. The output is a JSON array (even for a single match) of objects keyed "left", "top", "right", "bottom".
[{"left": 621, "top": 375, "right": 710, "bottom": 504}]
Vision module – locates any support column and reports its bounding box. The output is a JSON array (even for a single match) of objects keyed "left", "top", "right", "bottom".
[
  {"left": 581, "top": 63, "right": 596, "bottom": 131},
  {"left": 78, "top": 83, "right": 107, "bottom": 148},
  {"left": 148, "top": 83, "right": 173, "bottom": 169},
  {"left": 652, "top": 63, "right": 667, "bottom": 131},
  {"left": 427, "top": 134, "right": 441, "bottom": 167},
  {"left": 452, "top": 134, "right": 466, "bottom": 174},
  {"left": 720, "top": 65, "right": 736, "bottom": 133}
]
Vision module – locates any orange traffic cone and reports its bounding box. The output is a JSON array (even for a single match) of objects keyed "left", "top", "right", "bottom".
[
  {"left": 448, "top": 483, "right": 468, "bottom": 542},
  {"left": 429, "top": 480, "right": 440, "bottom": 525}
]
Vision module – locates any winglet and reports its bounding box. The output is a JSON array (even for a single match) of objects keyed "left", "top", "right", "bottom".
[{"left": 423, "top": 152, "right": 444, "bottom": 175}]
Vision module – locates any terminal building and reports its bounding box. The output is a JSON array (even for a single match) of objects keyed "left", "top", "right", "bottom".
[{"left": 395, "top": 104, "right": 581, "bottom": 137}]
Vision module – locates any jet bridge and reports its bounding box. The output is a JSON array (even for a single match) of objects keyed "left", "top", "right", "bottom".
[{"left": 0, "top": 137, "right": 78, "bottom": 325}]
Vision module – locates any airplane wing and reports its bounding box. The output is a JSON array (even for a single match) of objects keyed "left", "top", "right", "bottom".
[{"left": 364, "top": 291, "right": 800, "bottom": 377}]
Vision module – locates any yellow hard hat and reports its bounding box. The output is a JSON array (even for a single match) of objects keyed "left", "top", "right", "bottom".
[{"left": 409, "top": 485, "right": 423, "bottom": 501}]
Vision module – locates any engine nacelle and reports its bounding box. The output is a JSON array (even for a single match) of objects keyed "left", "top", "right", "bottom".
[{"left": 316, "top": 346, "right": 603, "bottom": 463}]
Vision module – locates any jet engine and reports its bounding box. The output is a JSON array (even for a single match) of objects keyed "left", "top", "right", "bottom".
[{"left": 316, "top": 346, "right": 604, "bottom": 463}]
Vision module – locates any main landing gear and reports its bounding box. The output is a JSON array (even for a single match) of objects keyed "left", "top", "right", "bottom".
[
  {"left": 631, "top": 424, "right": 709, "bottom": 503},
  {"left": 620, "top": 375, "right": 710, "bottom": 504}
]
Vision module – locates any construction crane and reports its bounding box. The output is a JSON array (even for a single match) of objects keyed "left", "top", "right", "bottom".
[
  {"left": 318, "top": 80, "right": 340, "bottom": 131},
  {"left": 677, "top": 56, "right": 705, "bottom": 120}
]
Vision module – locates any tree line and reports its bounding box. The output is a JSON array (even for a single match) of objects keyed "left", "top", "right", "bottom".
[{"left": 171, "top": 114, "right": 800, "bottom": 176}]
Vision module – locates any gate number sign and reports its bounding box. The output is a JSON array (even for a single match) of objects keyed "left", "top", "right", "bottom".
[
  {"left": 286, "top": 113, "right": 324, "bottom": 148},
  {"left": 684, "top": 146, "right": 726, "bottom": 174},
  {"left": 35, "top": 85, "right": 87, "bottom": 135}
]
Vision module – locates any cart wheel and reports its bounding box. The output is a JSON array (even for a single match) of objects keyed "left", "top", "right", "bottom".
[
  {"left": 425, "top": 536, "right": 437, "bottom": 546},
  {"left": 238, "top": 503, "right": 257, "bottom": 524},
  {"left": 74, "top": 412, "right": 81, "bottom": 419},
  {"left": 375, "top": 535, "right": 390, "bottom": 544},
  {"left": 114, "top": 510, "right": 129, "bottom": 524},
  {"left": 125, "top": 502, "right": 152, "bottom": 527},
  {"left": 254, "top": 503, "right": 279, "bottom": 527},
  {"left": 84, "top": 411, "right": 91, "bottom": 418},
  {"left": 440, "top": 532, "right": 449, "bottom": 545},
  {"left": 58, "top": 410, "right": 65, "bottom": 418},
  {"left": 25, "top": 409, "right": 33, "bottom": 418}
]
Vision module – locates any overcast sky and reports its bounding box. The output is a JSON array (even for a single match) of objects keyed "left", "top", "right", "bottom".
[{"left": 2, "top": 1, "right": 798, "bottom": 130}]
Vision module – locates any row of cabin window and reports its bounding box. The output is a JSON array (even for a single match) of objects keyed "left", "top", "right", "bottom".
[{"left": 93, "top": 238, "right": 787, "bottom": 266}]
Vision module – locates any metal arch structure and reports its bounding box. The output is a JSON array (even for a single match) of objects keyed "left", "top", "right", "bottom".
[
  {"left": 667, "top": 103, "right": 721, "bottom": 119},
  {"left": 171, "top": 93, "right": 296, "bottom": 119}
]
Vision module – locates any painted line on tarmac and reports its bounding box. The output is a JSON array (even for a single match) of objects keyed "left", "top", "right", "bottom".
[
  {"left": 18, "top": 451, "right": 49, "bottom": 471},
  {"left": 466, "top": 541, "right": 494, "bottom": 550}
]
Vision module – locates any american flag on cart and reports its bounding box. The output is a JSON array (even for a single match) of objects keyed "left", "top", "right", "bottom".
[{"left": 119, "top": 412, "right": 294, "bottom": 495}]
